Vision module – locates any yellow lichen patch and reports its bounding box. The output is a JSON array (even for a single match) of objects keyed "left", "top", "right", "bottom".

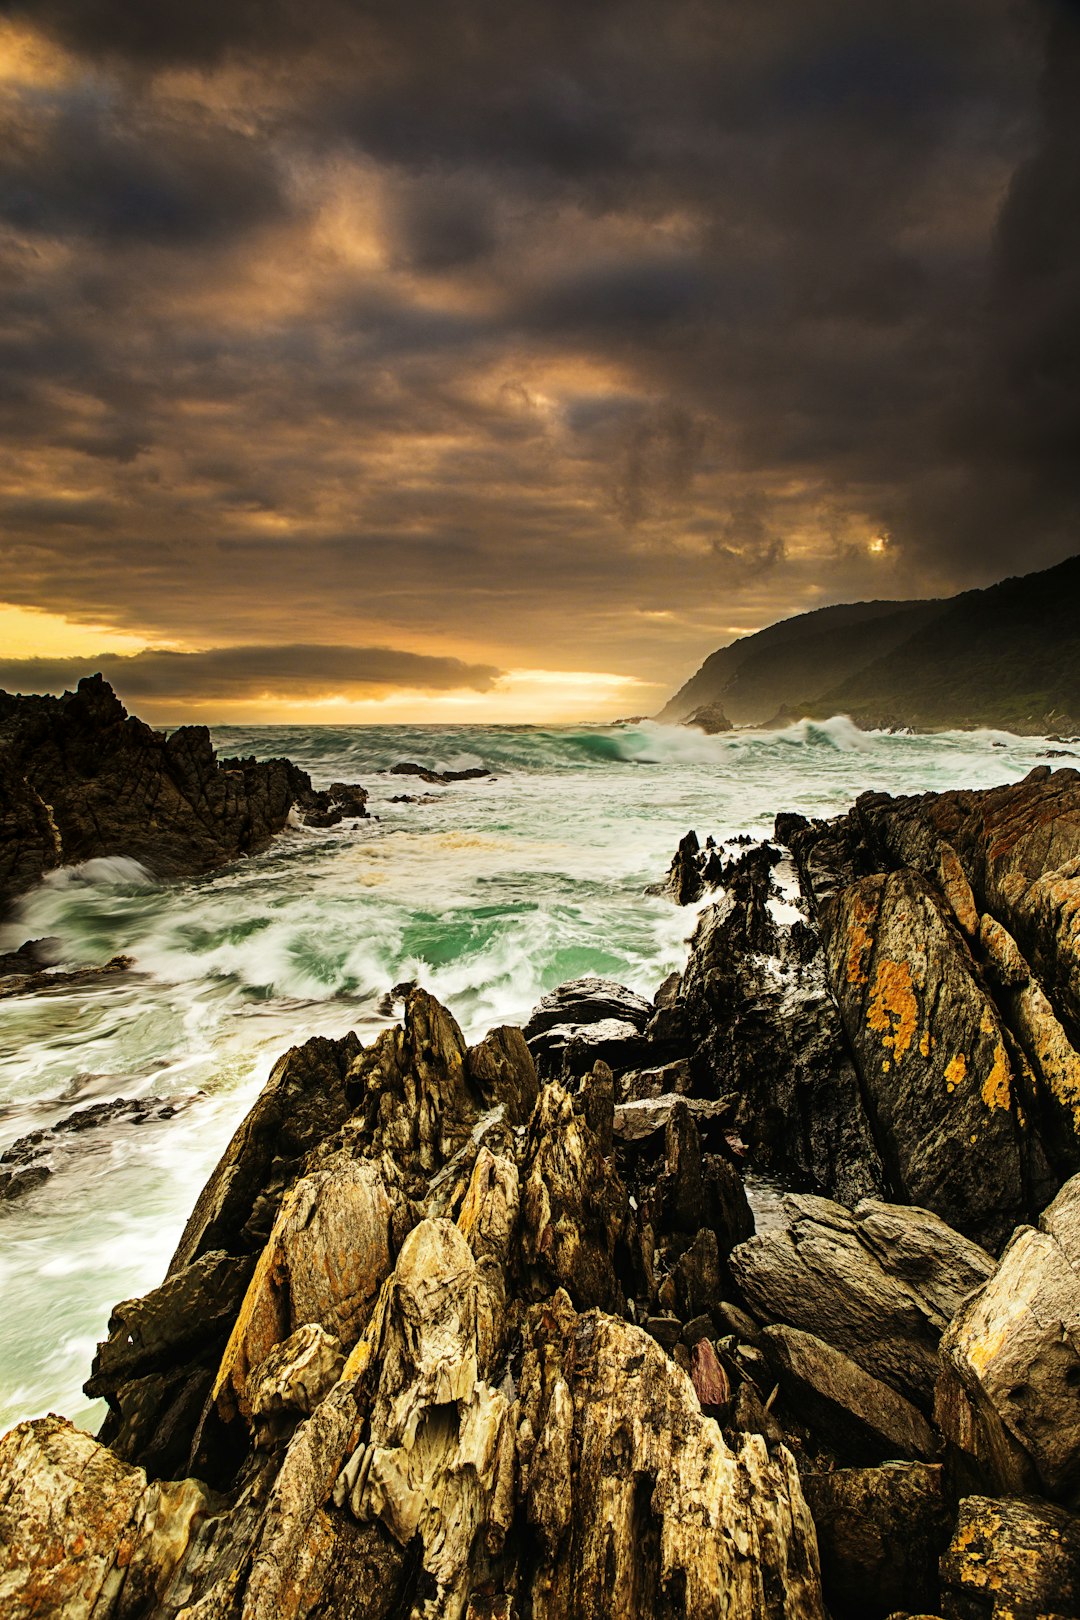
[
  {"left": 981, "top": 1043, "right": 1012, "bottom": 1112},
  {"left": 866, "top": 958, "right": 920, "bottom": 1063},
  {"left": 844, "top": 889, "right": 878, "bottom": 987},
  {"left": 919, "top": 1033, "right": 931, "bottom": 1058},
  {"left": 945, "top": 1054, "right": 967, "bottom": 1094}
]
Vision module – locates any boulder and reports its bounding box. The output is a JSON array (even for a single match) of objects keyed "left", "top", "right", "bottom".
[
  {"left": 763, "top": 1325, "right": 937, "bottom": 1464},
  {"left": 935, "top": 1170, "right": 1080, "bottom": 1500},
  {"left": 730, "top": 1194, "right": 994, "bottom": 1409},
  {"left": 523, "top": 977, "right": 655, "bottom": 1078},
  {"left": 938, "top": 1494, "right": 1080, "bottom": 1619},
  {"left": 0, "top": 1415, "right": 209, "bottom": 1620}
]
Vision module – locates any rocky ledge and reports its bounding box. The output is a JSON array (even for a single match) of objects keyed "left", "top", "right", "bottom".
[
  {"left": 0, "top": 675, "right": 368, "bottom": 918},
  {"left": 5, "top": 768, "right": 1080, "bottom": 1616}
]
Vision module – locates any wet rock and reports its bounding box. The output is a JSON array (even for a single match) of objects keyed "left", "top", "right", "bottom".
[
  {"left": 730, "top": 1194, "right": 994, "bottom": 1409},
  {"left": 388, "top": 760, "right": 489, "bottom": 785},
  {"left": 681, "top": 844, "right": 886, "bottom": 1205},
  {"left": 297, "top": 780, "right": 369, "bottom": 827},
  {"left": 761, "top": 1325, "right": 937, "bottom": 1465},
  {"left": 684, "top": 701, "right": 733, "bottom": 734},
  {"left": 0, "top": 675, "right": 318, "bottom": 915},
  {"left": 0, "top": 953, "right": 135, "bottom": 1000},
  {"left": 935, "top": 1170, "right": 1080, "bottom": 1500},
  {"left": 1, "top": 1092, "right": 181, "bottom": 1198},
  {"left": 803, "top": 1463, "right": 951, "bottom": 1620},
  {"left": 938, "top": 1494, "right": 1080, "bottom": 1619}
]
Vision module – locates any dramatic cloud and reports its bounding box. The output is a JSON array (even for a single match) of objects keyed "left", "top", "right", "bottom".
[
  {"left": 0, "top": 0, "right": 1073, "bottom": 716},
  {"left": 0, "top": 644, "right": 499, "bottom": 702}
]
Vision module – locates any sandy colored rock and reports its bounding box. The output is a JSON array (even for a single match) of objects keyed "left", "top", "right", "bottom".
[
  {"left": 519, "top": 1301, "right": 825, "bottom": 1619},
  {"left": 0, "top": 1414, "right": 208, "bottom": 1620},
  {"left": 213, "top": 1155, "right": 397, "bottom": 1422},
  {"left": 936, "top": 1172, "right": 1080, "bottom": 1499}
]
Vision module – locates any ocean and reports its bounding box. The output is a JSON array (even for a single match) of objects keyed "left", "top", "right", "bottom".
[{"left": 0, "top": 715, "right": 1058, "bottom": 1434}]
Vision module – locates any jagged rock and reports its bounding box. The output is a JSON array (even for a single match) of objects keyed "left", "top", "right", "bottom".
[
  {"left": 803, "top": 1463, "right": 951, "bottom": 1620},
  {"left": 0, "top": 675, "right": 319, "bottom": 915},
  {"left": 519, "top": 1080, "right": 627, "bottom": 1311},
  {"left": 821, "top": 867, "right": 1039, "bottom": 1248},
  {"left": 333, "top": 1219, "right": 513, "bottom": 1616},
  {"left": 0, "top": 1414, "right": 210, "bottom": 1620},
  {"left": 171, "top": 1031, "right": 361, "bottom": 1272},
  {"left": 297, "top": 781, "right": 369, "bottom": 827},
  {"left": 516, "top": 1298, "right": 825, "bottom": 1617},
  {"left": 345, "top": 988, "right": 476, "bottom": 1175},
  {"left": 938, "top": 1494, "right": 1080, "bottom": 1619},
  {"left": 681, "top": 844, "right": 886, "bottom": 1205},
  {"left": 466, "top": 1024, "right": 538, "bottom": 1124},
  {"left": 210, "top": 1155, "right": 398, "bottom": 1428},
  {"left": 761, "top": 1325, "right": 937, "bottom": 1464},
  {"left": 935, "top": 1170, "right": 1080, "bottom": 1500},
  {"left": 249, "top": 1324, "right": 346, "bottom": 1448},
  {"left": 730, "top": 1194, "right": 994, "bottom": 1409}
]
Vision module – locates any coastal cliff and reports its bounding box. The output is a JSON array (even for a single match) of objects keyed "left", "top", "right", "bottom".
[
  {"left": 5, "top": 769, "right": 1080, "bottom": 1615},
  {"left": 660, "top": 553, "right": 1080, "bottom": 733}
]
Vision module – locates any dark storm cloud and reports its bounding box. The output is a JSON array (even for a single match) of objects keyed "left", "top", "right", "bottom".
[
  {"left": 0, "top": 645, "right": 500, "bottom": 702},
  {"left": 0, "top": 0, "right": 1073, "bottom": 711}
]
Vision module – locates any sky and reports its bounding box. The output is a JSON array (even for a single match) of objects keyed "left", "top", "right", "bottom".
[{"left": 0, "top": 0, "right": 1077, "bottom": 723}]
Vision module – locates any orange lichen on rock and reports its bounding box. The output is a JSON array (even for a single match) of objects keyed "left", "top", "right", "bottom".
[
  {"left": 945, "top": 1054, "right": 967, "bottom": 1094},
  {"left": 866, "top": 958, "right": 920, "bottom": 1063},
  {"left": 981, "top": 1044, "right": 1012, "bottom": 1113},
  {"left": 844, "top": 888, "right": 878, "bottom": 987}
]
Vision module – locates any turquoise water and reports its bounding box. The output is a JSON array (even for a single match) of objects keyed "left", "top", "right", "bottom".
[{"left": 0, "top": 716, "right": 1056, "bottom": 1434}]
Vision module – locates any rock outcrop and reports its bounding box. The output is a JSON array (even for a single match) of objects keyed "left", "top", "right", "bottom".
[
  {"left": 11, "top": 768, "right": 1080, "bottom": 1614},
  {"left": 0, "top": 674, "right": 366, "bottom": 918}
]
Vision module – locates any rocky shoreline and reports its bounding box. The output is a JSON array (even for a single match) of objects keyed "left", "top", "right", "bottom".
[
  {"left": 0, "top": 673, "right": 369, "bottom": 921},
  {"left": 4, "top": 767, "right": 1080, "bottom": 1615}
]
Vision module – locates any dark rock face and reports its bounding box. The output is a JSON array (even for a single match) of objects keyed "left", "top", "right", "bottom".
[
  {"left": 0, "top": 675, "right": 346, "bottom": 915},
  {"left": 680, "top": 844, "right": 886, "bottom": 1205},
  {"left": 939, "top": 1494, "right": 1080, "bottom": 1618},
  {"left": 803, "top": 1463, "right": 952, "bottom": 1620}
]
